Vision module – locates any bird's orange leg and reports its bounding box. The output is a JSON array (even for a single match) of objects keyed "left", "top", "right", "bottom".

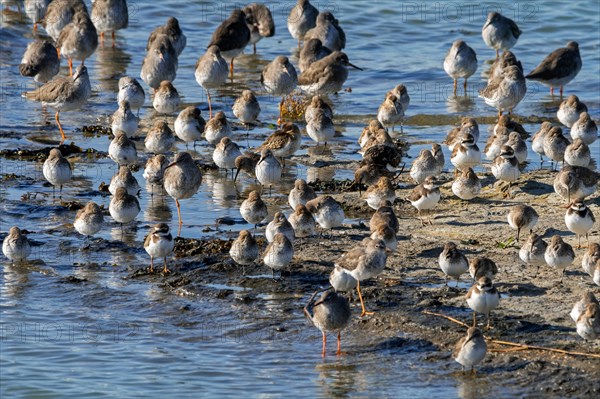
[
  {"left": 163, "top": 257, "right": 170, "bottom": 274},
  {"left": 229, "top": 58, "right": 234, "bottom": 79},
  {"left": 149, "top": 256, "right": 154, "bottom": 273},
  {"left": 453, "top": 79, "right": 457, "bottom": 96},
  {"left": 336, "top": 331, "right": 342, "bottom": 355},
  {"left": 100, "top": 31, "right": 105, "bottom": 47},
  {"left": 56, "top": 48, "right": 61, "bottom": 59},
  {"left": 68, "top": 58, "right": 73, "bottom": 76},
  {"left": 112, "top": 31, "right": 116, "bottom": 48},
  {"left": 175, "top": 199, "right": 182, "bottom": 236},
  {"left": 356, "top": 280, "right": 374, "bottom": 317},
  {"left": 205, "top": 89, "right": 212, "bottom": 119},
  {"left": 322, "top": 331, "right": 327, "bottom": 357},
  {"left": 55, "top": 111, "right": 66, "bottom": 142}
]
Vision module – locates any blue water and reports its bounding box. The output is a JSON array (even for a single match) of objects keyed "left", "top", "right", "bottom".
[{"left": 1, "top": 0, "right": 599, "bottom": 397}]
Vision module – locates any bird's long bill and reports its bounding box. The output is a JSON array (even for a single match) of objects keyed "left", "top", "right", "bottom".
[
  {"left": 233, "top": 168, "right": 241, "bottom": 182},
  {"left": 347, "top": 62, "right": 363, "bottom": 71}
]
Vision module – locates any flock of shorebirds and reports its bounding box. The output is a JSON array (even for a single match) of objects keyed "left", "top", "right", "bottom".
[{"left": 2, "top": 0, "right": 599, "bottom": 367}]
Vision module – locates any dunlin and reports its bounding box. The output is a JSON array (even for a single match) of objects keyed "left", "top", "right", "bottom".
[
  {"left": 140, "top": 37, "right": 178, "bottom": 90},
  {"left": 163, "top": 152, "right": 202, "bottom": 229},
  {"left": 205, "top": 111, "right": 232, "bottom": 145},
  {"left": 208, "top": 9, "right": 250, "bottom": 79},
  {"left": 445, "top": 117, "right": 480, "bottom": 151},
  {"left": 364, "top": 176, "right": 395, "bottom": 210},
  {"left": 370, "top": 200, "right": 399, "bottom": 234},
  {"left": 117, "top": 76, "right": 145, "bottom": 116},
  {"left": 481, "top": 12, "right": 521, "bottom": 58},
  {"left": 266, "top": 211, "right": 295, "bottom": 243},
  {"left": 304, "top": 290, "right": 351, "bottom": 356},
  {"left": 453, "top": 327, "right": 487, "bottom": 373},
  {"left": 362, "top": 144, "right": 402, "bottom": 171},
  {"left": 143, "top": 154, "right": 168, "bottom": 195},
  {"left": 25, "top": 0, "right": 50, "bottom": 32},
  {"left": 263, "top": 232, "right": 294, "bottom": 277},
  {"left": 557, "top": 95, "right": 588, "bottom": 128},
  {"left": 108, "top": 165, "right": 140, "bottom": 196},
  {"left": 377, "top": 93, "right": 403, "bottom": 132},
  {"left": 542, "top": 126, "right": 570, "bottom": 168},
  {"left": 288, "top": 179, "right": 316, "bottom": 210},
  {"left": 519, "top": 233, "right": 548, "bottom": 272},
  {"left": 443, "top": 40, "right": 478, "bottom": 95},
  {"left": 74, "top": 201, "right": 104, "bottom": 238},
  {"left": 2, "top": 227, "right": 31, "bottom": 264},
  {"left": 452, "top": 167, "right": 481, "bottom": 200},
  {"left": 531, "top": 121, "right": 553, "bottom": 166},
  {"left": 369, "top": 222, "right": 397, "bottom": 251},
  {"left": 564, "top": 139, "right": 591, "bottom": 168},
  {"left": 111, "top": 100, "right": 138, "bottom": 137},
  {"left": 570, "top": 112, "right": 597, "bottom": 145},
  {"left": 469, "top": 257, "right": 498, "bottom": 280},
  {"left": 581, "top": 243, "right": 600, "bottom": 276},
  {"left": 450, "top": 133, "right": 481, "bottom": 171},
  {"left": 484, "top": 126, "right": 510, "bottom": 161},
  {"left": 488, "top": 50, "right": 522, "bottom": 82},
  {"left": 304, "top": 11, "right": 345, "bottom": 51},
  {"left": 299, "top": 38, "right": 331, "bottom": 72},
  {"left": 240, "top": 191, "right": 268, "bottom": 229},
  {"left": 391, "top": 84, "right": 410, "bottom": 114},
  {"left": 242, "top": 3, "right": 274, "bottom": 54},
  {"left": 358, "top": 120, "right": 391, "bottom": 152},
  {"left": 526, "top": 41, "right": 582, "bottom": 96},
  {"left": 43, "top": 148, "right": 72, "bottom": 197},
  {"left": 544, "top": 235, "right": 575, "bottom": 282},
  {"left": 19, "top": 40, "right": 59, "bottom": 83},
  {"left": 261, "top": 56, "right": 298, "bottom": 122},
  {"left": 439, "top": 242, "right": 469, "bottom": 285},
  {"left": 229, "top": 230, "right": 259, "bottom": 274},
  {"left": 194, "top": 45, "right": 228, "bottom": 119},
  {"left": 507, "top": 204, "right": 538, "bottom": 242},
  {"left": 234, "top": 151, "right": 260, "bottom": 182},
  {"left": 23, "top": 65, "right": 91, "bottom": 141},
  {"left": 305, "top": 195, "right": 345, "bottom": 229},
  {"left": 146, "top": 17, "right": 186, "bottom": 56},
  {"left": 174, "top": 106, "right": 205, "bottom": 148},
  {"left": 305, "top": 95, "right": 333, "bottom": 123},
  {"left": 288, "top": 204, "right": 316, "bottom": 238},
  {"left": 145, "top": 120, "right": 175, "bottom": 154},
  {"left": 233, "top": 89, "right": 261, "bottom": 127},
  {"left": 335, "top": 238, "right": 388, "bottom": 316},
  {"left": 91, "top": 0, "right": 128, "bottom": 47},
  {"left": 410, "top": 148, "right": 438, "bottom": 184},
  {"left": 258, "top": 122, "right": 302, "bottom": 164},
  {"left": 479, "top": 65, "right": 527, "bottom": 116},
  {"left": 491, "top": 146, "right": 520, "bottom": 194},
  {"left": 109, "top": 130, "right": 137, "bottom": 166},
  {"left": 255, "top": 149, "right": 282, "bottom": 193},
  {"left": 354, "top": 162, "right": 395, "bottom": 189},
  {"left": 287, "top": 0, "right": 318, "bottom": 48},
  {"left": 153, "top": 80, "right": 180, "bottom": 115},
  {"left": 406, "top": 176, "right": 440, "bottom": 225},
  {"left": 144, "top": 223, "right": 174, "bottom": 273},
  {"left": 506, "top": 131, "right": 527, "bottom": 164},
  {"left": 42, "top": 0, "right": 88, "bottom": 42},
  {"left": 213, "top": 137, "right": 242, "bottom": 177},
  {"left": 109, "top": 187, "right": 140, "bottom": 226},
  {"left": 571, "top": 292, "right": 599, "bottom": 323},
  {"left": 565, "top": 201, "right": 595, "bottom": 248},
  {"left": 495, "top": 115, "right": 527, "bottom": 139},
  {"left": 553, "top": 165, "right": 599, "bottom": 202},
  {"left": 306, "top": 107, "right": 335, "bottom": 146},
  {"left": 570, "top": 292, "right": 600, "bottom": 341},
  {"left": 56, "top": 11, "right": 98, "bottom": 75},
  {"left": 432, "top": 143, "right": 445, "bottom": 173},
  {"left": 466, "top": 276, "right": 500, "bottom": 328},
  {"left": 298, "top": 51, "right": 361, "bottom": 95}
]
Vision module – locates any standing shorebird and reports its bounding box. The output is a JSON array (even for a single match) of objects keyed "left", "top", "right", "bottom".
[
  {"left": 481, "top": 12, "right": 521, "bottom": 58},
  {"left": 519, "top": 233, "right": 548, "bottom": 272},
  {"left": 109, "top": 187, "right": 140, "bottom": 226},
  {"left": 469, "top": 257, "right": 498, "bottom": 281},
  {"left": 570, "top": 292, "right": 600, "bottom": 341},
  {"left": 213, "top": 137, "right": 242, "bottom": 178},
  {"left": 174, "top": 106, "right": 205, "bottom": 148},
  {"left": 466, "top": 276, "right": 500, "bottom": 328},
  {"left": 526, "top": 42, "right": 582, "bottom": 96},
  {"left": 305, "top": 195, "right": 345, "bottom": 230},
  {"left": 570, "top": 112, "right": 597, "bottom": 145},
  {"left": 506, "top": 131, "right": 528, "bottom": 164},
  {"left": 542, "top": 126, "right": 570, "bottom": 169},
  {"left": 234, "top": 151, "right": 260, "bottom": 182},
  {"left": 288, "top": 204, "right": 316, "bottom": 239},
  {"left": 23, "top": 65, "right": 91, "bottom": 142},
  {"left": 335, "top": 238, "right": 388, "bottom": 317},
  {"left": 258, "top": 122, "right": 302, "bottom": 166},
  {"left": 229, "top": 230, "right": 259, "bottom": 275},
  {"left": 194, "top": 45, "right": 228, "bottom": 118},
  {"left": 242, "top": 3, "right": 275, "bottom": 54},
  {"left": 163, "top": 152, "right": 203, "bottom": 232},
  {"left": 557, "top": 95, "right": 588, "bottom": 128},
  {"left": 145, "top": 120, "right": 175, "bottom": 155},
  {"left": 117, "top": 76, "right": 145, "bottom": 116},
  {"left": 265, "top": 212, "right": 295, "bottom": 243},
  {"left": 443, "top": 40, "right": 478, "bottom": 96},
  {"left": 410, "top": 149, "right": 438, "bottom": 184},
  {"left": 143, "top": 154, "right": 168, "bottom": 196},
  {"left": 406, "top": 176, "right": 440, "bottom": 225},
  {"left": 208, "top": 9, "right": 250, "bottom": 79},
  {"left": 43, "top": 148, "right": 72, "bottom": 198},
  {"left": 453, "top": 327, "right": 487, "bottom": 374},
  {"left": 2, "top": 227, "right": 31, "bottom": 264},
  {"left": 109, "top": 130, "right": 137, "bottom": 166},
  {"left": 582, "top": 243, "right": 600, "bottom": 276},
  {"left": 261, "top": 56, "right": 298, "bottom": 123},
  {"left": 205, "top": 111, "right": 232, "bottom": 145},
  {"left": 370, "top": 201, "right": 399, "bottom": 235},
  {"left": 287, "top": 0, "right": 319, "bottom": 48},
  {"left": 240, "top": 191, "right": 268, "bottom": 230},
  {"left": 263, "top": 233, "right": 294, "bottom": 278},
  {"left": 146, "top": 17, "right": 186, "bottom": 56},
  {"left": 445, "top": 117, "right": 480, "bottom": 151},
  {"left": 304, "top": 11, "right": 345, "bottom": 51},
  {"left": 232, "top": 90, "right": 261, "bottom": 127},
  {"left": 91, "top": 0, "right": 128, "bottom": 47},
  {"left": 565, "top": 201, "right": 596, "bottom": 248},
  {"left": 452, "top": 167, "right": 481, "bottom": 201},
  {"left": 544, "top": 235, "right": 575, "bottom": 282},
  {"left": 19, "top": 40, "right": 60, "bottom": 83},
  {"left": 491, "top": 145, "right": 520, "bottom": 195},
  {"left": 108, "top": 165, "right": 139, "bottom": 196},
  {"left": 111, "top": 100, "right": 138, "bottom": 137},
  {"left": 564, "top": 139, "right": 591, "bottom": 168},
  {"left": 553, "top": 165, "right": 599, "bottom": 203},
  {"left": 451, "top": 133, "right": 481, "bottom": 172},
  {"left": 153, "top": 80, "right": 180, "bottom": 116},
  {"left": 57, "top": 11, "right": 98, "bottom": 76},
  {"left": 255, "top": 149, "right": 282, "bottom": 195},
  {"left": 144, "top": 223, "right": 174, "bottom": 274},
  {"left": 532, "top": 121, "right": 553, "bottom": 167},
  {"left": 304, "top": 291, "right": 351, "bottom": 357},
  {"left": 140, "top": 37, "right": 178, "bottom": 90},
  {"left": 479, "top": 65, "right": 527, "bottom": 116},
  {"left": 507, "top": 204, "right": 539, "bottom": 242},
  {"left": 377, "top": 93, "right": 403, "bottom": 132},
  {"left": 488, "top": 50, "right": 522, "bottom": 82},
  {"left": 288, "top": 179, "right": 316, "bottom": 210},
  {"left": 298, "top": 51, "right": 362, "bottom": 95},
  {"left": 364, "top": 176, "right": 395, "bottom": 210},
  {"left": 42, "top": 0, "right": 88, "bottom": 43},
  {"left": 439, "top": 242, "right": 469, "bottom": 286},
  {"left": 74, "top": 201, "right": 104, "bottom": 239},
  {"left": 299, "top": 38, "right": 331, "bottom": 72},
  {"left": 306, "top": 107, "right": 335, "bottom": 147}
]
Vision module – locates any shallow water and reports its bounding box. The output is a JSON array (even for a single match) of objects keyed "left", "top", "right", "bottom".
[{"left": 1, "top": 0, "right": 599, "bottom": 397}]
